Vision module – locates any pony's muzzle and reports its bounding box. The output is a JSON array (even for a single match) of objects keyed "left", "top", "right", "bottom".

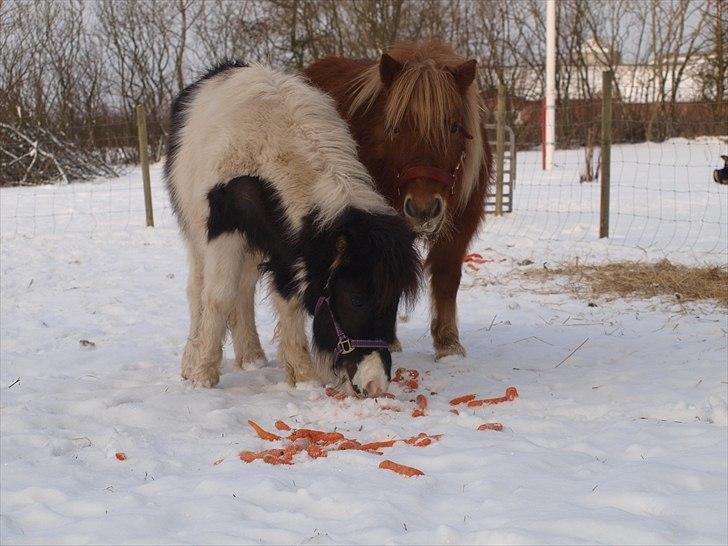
[{"left": 403, "top": 194, "right": 445, "bottom": 233}]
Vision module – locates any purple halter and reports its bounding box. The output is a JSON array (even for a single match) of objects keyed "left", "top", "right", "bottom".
[{"left": 315, "top": 296, "right": 389, "bottom": 365}]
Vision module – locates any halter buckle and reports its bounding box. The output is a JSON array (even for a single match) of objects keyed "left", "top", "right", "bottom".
[{"left": 337, "top": 336, "right": 354, "bottom": 355}]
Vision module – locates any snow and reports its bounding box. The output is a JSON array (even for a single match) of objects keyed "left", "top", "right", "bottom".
[{"left": 1, "top": 139, "right": 727, "bottom": 545}]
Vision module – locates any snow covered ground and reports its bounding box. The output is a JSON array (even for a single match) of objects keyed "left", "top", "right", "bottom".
[{"left": 1, "top": 139, "right": 727, "bottom": 545}]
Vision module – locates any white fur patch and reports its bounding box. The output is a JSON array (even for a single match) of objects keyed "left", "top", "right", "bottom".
[{"left": 351, "top": 352, "right": 389, "bottom": 397}]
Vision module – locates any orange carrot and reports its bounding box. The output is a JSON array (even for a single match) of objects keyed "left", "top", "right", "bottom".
[
  {"left": 337, "top": 440, "right": 363, "bottom": 450},
  {"left": 449, "top": 394, "right": 477, "bottom": 405},
  {"left": 467, "top": 387, "right": 519, "bottom": 407},
  {"left": 403, "top": 379, "right": 419, "bottom": 391},
  {"left": 411, "top": 409, "right": 425, "bottom": 418},
  {"left": 115, "top": 452, "right": 126, "bottom": 461},
  {"left": 288, "top": 429, "right": 344, "bottom": 444},
  {"left": 379, "top": 459, "right": 424, "bottom": 477},
  {"left": 325, "top": 387, "right": 346, "bottom": 400},
  {"left": 416, "top": 394, "right": 428, "bottom": 410},
  {"left": 408, "top": 369, "right": 420, "bottom": 379},
  {"left": 305, "top": 445, "right": 328, "bottom": 459},
  {"left": 275, "top": 420, "right": 291, "bottom": 431},
  {"left": 360, "top": 440, "right": 396, "bottom": 450},
  {"left": 478, "top": 422, "right": 504, "bottom": 431},
  {"left": 248, "top": 420, "right": 281, "bottom": 441},
  {"left": 414, "top": 438, "right": 432, "bottom": 447}
]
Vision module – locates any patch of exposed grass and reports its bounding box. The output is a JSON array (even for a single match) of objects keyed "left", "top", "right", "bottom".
[{"left": 523, "top": 259, "right": 728, "bottom": 307}]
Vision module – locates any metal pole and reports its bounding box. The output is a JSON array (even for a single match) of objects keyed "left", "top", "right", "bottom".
[
  {"left": 135, "top": 104, "right": 154, "bottom": 227},
  {"left": 544, "top": 0, "right": 556, "bottom": 170},
  {"left": 495, "top": 84, "right": 506, "bottom": 216},
  {"left": 599, "top": 70, "right": 612, "bottom": 239}
]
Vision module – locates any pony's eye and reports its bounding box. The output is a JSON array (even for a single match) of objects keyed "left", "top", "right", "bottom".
[
  {"left": 350, "top": 294, "right": 364, "bottom": 308},
  {"left": 391, "top": 126, "right": 399, "bottom": 135},
  {"left": 451, "top": 122, "right": 460, "bottom": 134}
]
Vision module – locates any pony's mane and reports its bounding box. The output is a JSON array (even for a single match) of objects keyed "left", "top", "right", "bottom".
[{"left": 347, "top": 41, "right": 485, "bottom": 209}]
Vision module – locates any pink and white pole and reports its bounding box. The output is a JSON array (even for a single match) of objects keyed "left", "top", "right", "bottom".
[{"left": 543, "top": 0, "right": 556, "bottom": 170}]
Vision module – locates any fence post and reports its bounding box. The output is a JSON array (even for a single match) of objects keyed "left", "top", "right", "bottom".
[
  {"left": 135, "top": 104, "right": 154, "bottom": 227},
  {"left": 599, "top": 71, "right": 612, "bottom": 239},
  {"left": 495, "top": 83, "right": 506, "bottom": 216}
]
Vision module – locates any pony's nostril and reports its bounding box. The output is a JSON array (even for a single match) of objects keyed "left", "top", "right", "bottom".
[
  {"left": 430, "top": 198, "right": 443, "bottom": 219},
  {"left": 365, "top": 380, "right": 383, "bottom": 397},
  {"left": 403, "top": 197, "right": 417, "bottom": 218}
]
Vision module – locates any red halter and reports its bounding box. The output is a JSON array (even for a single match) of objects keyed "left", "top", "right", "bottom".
[{"left": 395, "top": 124, "right": 473, "bottom": 195}]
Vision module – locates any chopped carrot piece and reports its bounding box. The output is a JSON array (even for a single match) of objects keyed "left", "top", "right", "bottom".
[
  {"left": 467, "top": 387, "right": 519, "bottom": 407},
  {"left": 213, "top": 458, "right": 224, "bottom": 466},
  {"left": 239, "top": 450, "right": 260, "bottom": 463},
  {"left": 404, "top": 433, "right": 428, "bottom": 444},
  {"left": 337, "top": 440, "right": 362, "bottom": 450},
  {"left": 449, "top": 394, "right": 477, "bottom": 405},
  {"left": 408, "top": 370, "right": 419, "bottom": 379},
  {"left": 450, "top": 409, "right": 459, "bottom": 415},
  {"left": 379, "top": 459, "right": 424, "bottom": 477},
  {"left": 115, "top": 452, "right": 126, "bottom": 461},
  {"left": 411, "top": 409, "right": 425, "bottom": 418},
  {"left": 477, "top": 422, "right": 504, "bottom": 431},
  {"left": 248, "top": 420, "right": 281, "bottom": 441},
  {"left": 288, "top": 429, "right": 344, "bottom": 444},
  {"left": 403, "top": 379, "right": 418, "bottom": 391},
  {"left": 325, "top": 387, "right": 346, "bottom": 400},
  {"left": 274, "top": 420, "right": 291, "bottom": 431},
  {"left": 416, "top": 394, "right": 428, "bottom": 410},
  {"left": 305, "top": 445, "right": 328, "bottom": 459},
  {"left": 360, "top": 440, "right": 396, "bottom": 450},
  {"left": 414, "top": 438, "right": 431, "bottom": 447}
]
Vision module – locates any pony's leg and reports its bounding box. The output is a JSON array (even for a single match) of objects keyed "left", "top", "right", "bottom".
[
  {"left": 182, "top": 233, "right": 244, "bottom": 387},
  {"left": 185, "top": 241, "right": 204, "bottom": 340},
  {"left": 272, "top": 293, "right": 313, "bottom": 385},
  {"left": 427, "top": 236, "right": 467, "bottom": 360},
  {"left": 228, "top": 254, "right": 267, "bottom": 369}
]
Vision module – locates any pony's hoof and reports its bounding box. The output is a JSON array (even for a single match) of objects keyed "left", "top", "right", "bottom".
[
  {"left": 185, "top": 368, "right": 220, "bottom": 388},
  {"left": 434, "top": 342, "right": 465, "bottom": 361},
  {"left": 389, "top": 339, "right": 403, "bottom": 352},
  {"left": 284, "top": 361, "right": 314, "bottom": 386}
]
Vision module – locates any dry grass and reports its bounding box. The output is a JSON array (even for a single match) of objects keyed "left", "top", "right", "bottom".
[{"left": 523, "top": 259, "right": 728, "bottom": 307}]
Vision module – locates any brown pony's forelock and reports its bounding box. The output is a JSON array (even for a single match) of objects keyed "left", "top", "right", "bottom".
[{"left": 347, "top": 40, "right": 485, "bottom": 209}]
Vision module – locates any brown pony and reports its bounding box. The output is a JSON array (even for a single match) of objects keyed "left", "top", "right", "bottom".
[{"left": 304, "top": 40, "right": 492, "bottom": 360}]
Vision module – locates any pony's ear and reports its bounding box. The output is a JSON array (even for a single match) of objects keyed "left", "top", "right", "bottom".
[
  {"left": 380, "top": 53, "right": 403, "bottom": 87},
  {"left": 448, "top": 59, "right": 477, "bottom": 92}
]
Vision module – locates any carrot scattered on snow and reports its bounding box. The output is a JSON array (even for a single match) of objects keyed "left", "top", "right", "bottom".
[
  {"left": 248, "top": 419, "right": 281, "bottom": 441},
  {"left": 416, "top": 394, "right": 428, "bottom": 410},
  {"left": 288, "top": 429, "right": 344, "bottom": 444},
  {"left": 115, "top": 452, "right": 126, "bottom": 461},
  {"left": 449, "top": 394, "right": 477, "bottom": 405},
  {"left": 477, "top": 422, "right": 504, "bottom": 431},
  {"left": 360, "top": 440, "right": 396, "bottom": 451},
  {"left": 325, "top": 387, "right": 346, "bottom": 400},
  {"left": 379, "top": 459, "right": 424, "bottom": 477},
  {"left": 467, "top": 387, "right": 519, "bottom": 407}
]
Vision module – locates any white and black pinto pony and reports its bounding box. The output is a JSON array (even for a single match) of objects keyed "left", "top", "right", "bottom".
[{"left": 164, "top": 62, "right": 420, "bottom": 397}]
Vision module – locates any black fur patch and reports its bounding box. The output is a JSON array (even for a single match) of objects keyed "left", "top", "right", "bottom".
[
  {"left": 164, "top": 59, "right": 248, "bottom": 230},
  {"left": 206, "top": 176, "right": 298, "bottom": 299},
  {"left": 300, "top": 208, "right": 421, "bottom": 315}
]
